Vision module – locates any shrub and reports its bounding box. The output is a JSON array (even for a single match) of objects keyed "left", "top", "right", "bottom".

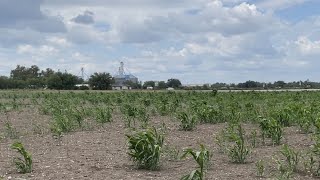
[
  {"left": 126, "top": 128, "right": 164, "bottom": 170},
  {"left": 11, "top": 142, "right": 32, "bottom": 173}
]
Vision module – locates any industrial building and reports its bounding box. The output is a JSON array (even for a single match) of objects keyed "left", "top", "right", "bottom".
[{"left": 112, "top": 62, "right": 138, "bottom": 90}]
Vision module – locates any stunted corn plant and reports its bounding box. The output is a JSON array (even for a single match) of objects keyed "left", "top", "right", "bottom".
[
  {"left": 181, "top": 144, "right": 211, "bottom": 180},
  {"left": 4, "top": 121, "right": 19, "bottom": 139},
  {"left": 255, "top": 160, "right": 265, "bottom": 177},
  {"left": 226, "top": 124, "right": 250, "bottom": 163},
  {"left": 126, "top": 127, "right": 164, "bottom": 170},
  {"left": 11, "top": 142, "right": 32, "bottom": 173}
]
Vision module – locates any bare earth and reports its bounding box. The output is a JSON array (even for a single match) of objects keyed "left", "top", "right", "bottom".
[{"left": 0, "top": 108, "right": 316, "bottom": 180}]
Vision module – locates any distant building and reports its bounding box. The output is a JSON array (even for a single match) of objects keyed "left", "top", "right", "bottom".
[{"left": 112, "top": 62, "right": 138, "bottom": 90}]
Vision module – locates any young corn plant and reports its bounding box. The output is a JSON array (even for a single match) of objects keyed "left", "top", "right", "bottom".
[
  {"left": 226, "top": 124, "right": 250, "bottom": 164},
  {"left": 126, "top": 128, "right": 164, "bottom": 170},
  {"left": 177, "top": 111, "right": 197, "bottom": 131},
  {"left": 11, "top": 142, "right": 32, "bottom": 173},
  {"left": 181, "top": 144, "right": 211, "bottom": 180},
  {"left": 256, "top": 160, "right": 265, "bottom": 177},
  {"left": 121, "top": 104, "right": 138, "bottom": 128},
  {"left": 280, "top": 144, "right": 300, "bottom": 172},
  {"left": 4, "top": 121, "right": 19, "bottom": 139}
]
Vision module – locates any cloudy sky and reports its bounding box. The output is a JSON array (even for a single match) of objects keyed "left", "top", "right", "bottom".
[{"left": 0, "top": 0, "right": 319, "bottom": 84}]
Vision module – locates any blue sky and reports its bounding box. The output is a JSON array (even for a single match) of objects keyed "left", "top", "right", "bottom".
[{"left": 0, "top": 0, "right": 320, "bottom": 84}]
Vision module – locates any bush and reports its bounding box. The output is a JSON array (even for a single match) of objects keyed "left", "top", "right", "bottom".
[{"left": 126, "top": 128, "right": 164, "bottom": 170}]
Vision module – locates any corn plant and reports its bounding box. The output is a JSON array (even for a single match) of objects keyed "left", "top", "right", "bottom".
[
  {"left": 50, "top": 112, "right": 74, "bottom": 137},
  {"left": 95, "top": 107, "right": 112, "bottom": 124},
  {"left": 136, "top": 107, "right": 150, "bottom": 128},
  {"left": 259, "top": 116, "right": 283, "bottom": 145},
  {"left": 280, "top": 144, "right": 300, "bottom": 172},
  {"left": 126, "top": 128, "right": 164, "bottom": 170},
  {"left": 177, "top": 111, "right": 197, "bottom": 131},
  {"left": 4, "top": 121, "right": 19, "bottom": 139},
  {"left": 250, "top": 130, "right": 257, "bottom": 148},
  {"left": 226, "top": 124, "right": 250, "bottom": 163},
  {"left": 181, "top": 144, "right": 211, "bottom": 180},
  {"left": 11, "top": 142, "right": 32, "bottom": 173},
  {"left": 256, "top": 160, "right": 265, "bottom": 177},
  {"left": 121, "top": 104, "right": 138, "bottom": 128}
]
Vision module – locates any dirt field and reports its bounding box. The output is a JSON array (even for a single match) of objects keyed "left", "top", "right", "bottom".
[{"left": 0, "top": 107, "right": 316, "bottom": 180}]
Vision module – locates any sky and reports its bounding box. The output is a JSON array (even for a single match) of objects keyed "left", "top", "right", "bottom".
[{"left": 0, "top": 0, "right": 320, "bottom": 84}]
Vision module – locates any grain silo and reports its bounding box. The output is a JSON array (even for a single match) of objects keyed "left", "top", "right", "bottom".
[{"left": 112, "top": 62, "right": 138, "bottom": 90}]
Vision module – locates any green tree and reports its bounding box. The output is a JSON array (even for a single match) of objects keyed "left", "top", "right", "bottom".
[
  {"left": 143, "top": 81, "right": 155, "bottom": 89},
  {"left": 124, "top": 80, "right": 142, "bottom": 89},
  {"left": 47, "top": 72, "right": 80, "bottom": 90},
  {"left": 157, "top": 81, "right": 167, "bottom": 89},
  {"left": 166, "top": 78, "right": 182, "bottom": 88},
  {"left": 10, "top": 65, "right": 40, "bottom": 81},
  {"left": 88, "top": 72, "right": 114, "bottom": 90}
]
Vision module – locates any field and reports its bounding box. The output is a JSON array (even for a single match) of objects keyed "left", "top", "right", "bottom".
[{"left": 1, "top": 90, "right": 320, "bottom": 179}]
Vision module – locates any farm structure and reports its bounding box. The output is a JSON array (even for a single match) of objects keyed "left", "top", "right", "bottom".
[{"left": 112, "top": 62, "right": 138, "bottom": 90}]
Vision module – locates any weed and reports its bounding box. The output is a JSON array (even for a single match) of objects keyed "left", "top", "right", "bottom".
[{"left": 11, "top": 142, "right": 32, "bottom": 173}]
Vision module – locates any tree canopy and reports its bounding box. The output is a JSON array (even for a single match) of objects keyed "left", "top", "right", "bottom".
[
  {"left": 88, "top": 72, "right": 114, "bottom": 90},
  {"left": 167, "top": 78, "right": 182, "bottom": 88}
]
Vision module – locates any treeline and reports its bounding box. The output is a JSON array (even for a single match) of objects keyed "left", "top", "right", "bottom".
[
  {"left": 184, "top": 80, "right": 317, "bottom": 90},
  {"left": 0, "top": 65, "right": 318, "bottom": 90},
  {"left": 0, "top": 65, "right": 84, "bottom": 89},
  {"left": 0, "top": 65, "right": 114, "bottom": 90}
]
